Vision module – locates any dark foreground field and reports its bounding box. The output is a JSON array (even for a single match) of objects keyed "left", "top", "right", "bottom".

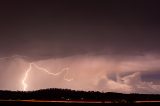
[
  {"left": 0, "top": 100, "right": 160, "bottom": 106},
  {"left": 0, "top": 88, "right": 160, "bottom": 106}
]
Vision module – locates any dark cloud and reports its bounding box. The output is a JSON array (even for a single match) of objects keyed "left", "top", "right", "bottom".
[
  {"left": 0, "top": 1, "right": 160, "bottom": 93},
  {"left": 141, "top": 71, "right": 160, "bottom": 84},
  {"left": 0, "top": 0, "right": 160, "bottom": 58}
]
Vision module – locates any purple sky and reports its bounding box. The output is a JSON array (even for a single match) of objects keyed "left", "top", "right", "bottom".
[{"left": 0, "top": 0, "right": 160, "bottom": 93}]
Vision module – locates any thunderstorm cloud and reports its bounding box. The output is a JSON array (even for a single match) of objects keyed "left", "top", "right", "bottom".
[
  {"left": 0, "top": 54, "right": 160, "bottom": 94},
  {"left": 0, "top": 1, "right": 160, "bottom": 94}
]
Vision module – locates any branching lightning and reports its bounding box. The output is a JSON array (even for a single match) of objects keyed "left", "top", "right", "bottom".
[
  {"left": 22, "top": 63, "right": 32, "bottom": 91},
  {"left": 0, "top": 55, "right": 73, "bottom": 91},
  {"left": 22, "top": 63, "right": 73, "bottom": 91}
]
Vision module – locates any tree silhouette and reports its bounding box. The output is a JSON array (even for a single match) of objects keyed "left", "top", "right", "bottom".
[{"left": 0, "top": 88, "right": 160, "bottom": 103}]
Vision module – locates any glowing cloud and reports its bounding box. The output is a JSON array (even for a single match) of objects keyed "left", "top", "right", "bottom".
[
  {"left": 22, "top": 63, "right": 73, "bottom": 91},
  {"left": 0, "top": 54, "right": 160, "bottom": 93}
]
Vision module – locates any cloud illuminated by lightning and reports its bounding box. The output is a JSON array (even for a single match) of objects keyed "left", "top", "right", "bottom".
[
  {"left": 0, "top": 55, "right": 73, "bottom": 91},
  {"left": 0, "top": 55, "right": 28, "bottom": 61},
  {"left": 22, "top": 63, "right": 73, "bottom": 91}
]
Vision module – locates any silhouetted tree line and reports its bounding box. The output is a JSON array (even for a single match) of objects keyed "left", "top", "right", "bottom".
[{"left": 0, "top": 88, "right": 160, "bottom": 103}]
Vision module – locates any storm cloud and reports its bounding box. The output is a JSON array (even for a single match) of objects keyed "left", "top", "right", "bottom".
[
  {"left": 0, "top": 1, "right": 160, "bottom": 93},
  {"left": 0, "top": 54, "right": 160, "bottom": 94}
]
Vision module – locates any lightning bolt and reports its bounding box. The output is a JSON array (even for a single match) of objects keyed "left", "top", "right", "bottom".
[
  {"left": 22, "top": 63, "right": 32, "bottom": 91},
  {"left": 0, "top": 55, "right": 73, "bottom": 91},
  {"left": 22, "top": 63, "right": 73, "bottom": 91}
]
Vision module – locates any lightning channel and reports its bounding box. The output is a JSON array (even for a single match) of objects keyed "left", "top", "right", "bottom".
[
  {"left": 0, "top": 55, "right": 73, "bottom": 91},
  {"left": 22, "top": 63, "right": 73, "bottom": 91},
  {"left": 22, "top": 63, "right": 32, "bottom": 91}
]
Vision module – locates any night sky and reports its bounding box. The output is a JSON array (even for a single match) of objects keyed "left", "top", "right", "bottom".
[{"left": 0, "top": 0, "right": 160, "bottom": 93}]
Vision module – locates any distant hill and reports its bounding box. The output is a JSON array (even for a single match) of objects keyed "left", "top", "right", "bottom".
[{"left": 0, "top": 88, "right": 160, "bottom": 103}]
